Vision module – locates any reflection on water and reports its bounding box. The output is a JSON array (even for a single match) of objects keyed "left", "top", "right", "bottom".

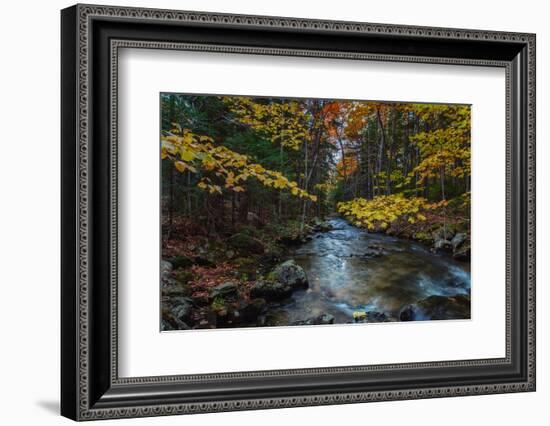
[{"left": 267, "top": 218, "right": 471, "bottom": 325}]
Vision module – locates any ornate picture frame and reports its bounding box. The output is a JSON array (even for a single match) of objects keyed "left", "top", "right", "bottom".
[{"left": 61, "top": 4, "right": 535, "bottom": 421}]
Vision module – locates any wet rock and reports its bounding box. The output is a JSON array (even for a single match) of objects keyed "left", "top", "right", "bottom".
[
  {"left": 271, "top": 260, "right": 309, "bottom": 290},
  {"left": 312, "top": 218, "right": 333, "bottom": 232},
  {"left": 250, "top": 279, "right": 292, "bottom": 301},
  {"left": 417, "top": 294, "right": 470, "bottom": 320},
  {"left": 400, "top": 305, "right": 416, "bottom": 321},
  {"left": 451, "top": 233, "right": 468, "bottom": 251},
  {"left": 365, "top": 311, "right": 387, "bottom": 322},
  {"left": 292, "top": 313, "right": 335, "bottom": 326},
  {"left": 399, "top": 294, "right": 471, "bottom": 322},
  {"left": 210, "top": 282, "right": 238, "bottom": 300},
  {"left": 353, "top": 311, "right": 396, "bottom": 323},
  {"left": 228, "top": 233, "right": 265, "bottom": 254}
]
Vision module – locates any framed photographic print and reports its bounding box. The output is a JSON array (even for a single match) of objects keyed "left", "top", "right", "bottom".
[{"left": 61, "top": 4, "right": 536, "bottom": 421}]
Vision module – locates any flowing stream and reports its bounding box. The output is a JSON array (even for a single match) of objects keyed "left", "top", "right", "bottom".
[{"left": 264, "top": 217, "right": 471, "bottom": 325}]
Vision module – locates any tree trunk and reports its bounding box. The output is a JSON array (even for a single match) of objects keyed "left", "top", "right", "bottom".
[
  {"left": 440, "top": 165, "right": 446, "bottom": 201},
  {"left": 375, "top": 108, "right": 387, "bottom": 197}
]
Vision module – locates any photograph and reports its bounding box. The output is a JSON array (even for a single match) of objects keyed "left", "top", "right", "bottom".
[
  {"left": 160, "top": 94, "right": 472, "bottom": 330},
  {"left": 56, "top": 3, "right": 536, "bottom": 420}
]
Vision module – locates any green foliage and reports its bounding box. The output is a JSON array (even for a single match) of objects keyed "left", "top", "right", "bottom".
[
  {"left": 160, "top": 93, "right": 470, "bottom": 249},
  {"left": 211, "top": 296, "right": 226, "bottom": 311},
  {"left": 222, "top": 96, "right": 310, "bottom": 150}
]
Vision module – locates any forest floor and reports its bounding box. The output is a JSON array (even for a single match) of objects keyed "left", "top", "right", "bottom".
[
  {"left": 161, "top": 207, "right": 470, "bottom": 330},
  {"left": 161, "top": 215, "right": 332, "bottom": 329}
]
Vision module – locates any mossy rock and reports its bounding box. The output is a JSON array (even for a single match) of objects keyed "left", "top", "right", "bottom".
[
  {"left": 250, "top": 279, "right": 292, "bottom": 301},
  {"left": 271, "top": 260, "right": 308, "bottom": 290},
  {"left": 210, "top": 295, "right": 227, "bottom": 311}
]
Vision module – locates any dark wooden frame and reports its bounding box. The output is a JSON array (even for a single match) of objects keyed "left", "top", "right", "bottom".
[{"left": 61, "top": 3, "right": 536, "bottom": 421}]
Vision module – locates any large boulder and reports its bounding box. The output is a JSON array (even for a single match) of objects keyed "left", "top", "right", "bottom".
[
  {"left": 271, "top": 260, "right": 309, "bottom": 290},
  {"left": 250, "top": 279, "right": 292, "bottom": 301},
  {"left": 399, "top": 305, "right": 416, "bottom": 321}
]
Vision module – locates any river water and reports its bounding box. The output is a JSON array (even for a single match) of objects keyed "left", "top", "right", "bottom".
[{"left": 264, "top": 217, "right": 471, "bottom": 325}]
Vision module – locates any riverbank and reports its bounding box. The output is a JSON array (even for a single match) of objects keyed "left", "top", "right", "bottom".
[
  {"left": 161, "top": 216, "right": 334, "bottom": 330},
  {"left": 161, "top": 217, "right": 471, "bottom": 330},
  {"left": 338, "top": 195, "right": 471, "bottom": 262}
]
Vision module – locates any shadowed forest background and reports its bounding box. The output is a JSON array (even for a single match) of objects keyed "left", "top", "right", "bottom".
[{"left": 160, "top": 94, "right": 472, "bottom": 330}]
